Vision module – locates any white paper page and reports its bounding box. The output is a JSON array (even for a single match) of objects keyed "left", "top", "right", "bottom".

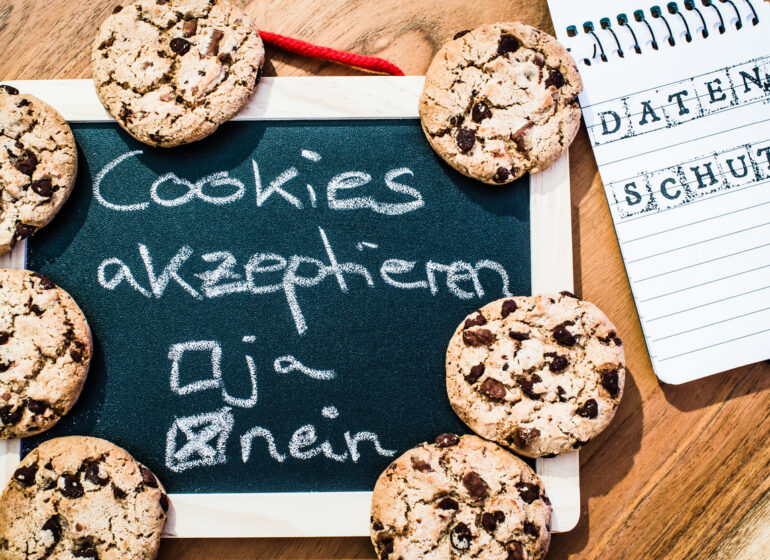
[{"left": 548, "top": 0, "right": 770, "bottom": 383}]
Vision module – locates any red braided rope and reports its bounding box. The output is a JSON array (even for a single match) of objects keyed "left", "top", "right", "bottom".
[{"left": 259, "top": 30, "right": 405, "bottom": 76}]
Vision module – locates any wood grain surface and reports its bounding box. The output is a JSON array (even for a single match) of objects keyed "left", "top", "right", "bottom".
[{"left": 1, "top": 1, "right": 768, "bottom": 558}]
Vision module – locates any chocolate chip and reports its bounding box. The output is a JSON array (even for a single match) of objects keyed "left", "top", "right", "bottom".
[
  {"left": 159, "top": 493, "right": 169, "bottom": 512},
  {"left": 462, "top": 471, "right": 488, "bottom": 499},
  {"left": 30, "top": 304, "right": 44, "bottom": 316},
  {"left": 613, "top": 336, "right": 623, "bottom": 346},
  {"left": 480, "top": 378, "right": 506, "bottom": 401},
  {"left": 515, "top": 482, "right": 540, "bottom": 503},
  {"left": 492, "top": 167, "right": 510, "bottom": 184},
  {"left": 518, "top": 376, "right": 541, "bottom": 399},
  {"left": 557, "top": 386, "right": 567, "bottom": 399},
  {"left": 481, "top": 511, "right": 505, "bottom": 533},
  {"left": 501, "top": 299, "right": 518, "bottom": 317},
  {"left": 449, "top": 115, "right": 463, "bottom": 126},
  {"left": 73, "top": 545, "right": 99, "bottom": 559},
  {"left": 112, "top": 5, "right": 123, "bottom": 13},
  {"left": 112, "top": 484, "right": 127, "bottom": 499},
  {"left": 465, "top": 363, "right": 484, "bottom": 384},
  {"left": 553, "top": 325, "right": 575, "bottom": 346},
  {"left": 13, "top": 463, "right": 38, "bottom": 487},
  {"left": 497, "top": 34, "right": 520, "bottom": 55},
  {"left": 149, "top": 133, "right": 164, "bottom": 144},
  {"left": 70, "top": 349, "right": 83, "bottom": 363},
  {"left": 471, "top": 101, "right": 492, "bottom": 123},
  {"left": 218, "top": 52, "right": 232, "bottom": 65},
  {"left": 32, "top": 273, "right": 55, "bottom": 289},
  {"left": 83, "top": 460, "right": 109, "bottom": 486},
  {"left": 59, "top": 473, "right": 84, "bottom": 498},
  {"left": 372, "top": 520, "right": 384, "bottom": 531},
  {"left": 545, "top": 68, "right": 566, "bottom": 88},
  {"left": 410, "top": 457, "right": 432, "bottom": 472},
  {"left": 512, "top": 427, "right": 540, "bottom": 448},
  {"left": 169, "top": 37, "right": 190, "bottom": 55},
  {"left": 524, "top": 521, "right": 540, "bottom": 538},
  {"left": 0, "top": 363, "right": 10, "bottom": 373},
  {"left": 462, "top": 328, "right": 495, "bottom": 347},
  {"left": 560, "top": 290, "right": 578, "bottom": 299},
  {"left": 512, "top": 122, "right": 534, "bottom": 150},
  {"left": 506, "top": 542, "right": 524, "bottom": 560},
  {"left": 455, "top": 127, "right": 476, "bottom": 153},
  {"left": 255, "top": 65, "right": 263, "bottom": 86},
  {"left": 207, "top": 29, "right": 224, "bottom": 56},
  {"left": 376, "top": 533, "right": 394, "bottom": 558},
  {"left": 1, "top": 84, "right": 19, "bottom": 95},
  {"left": 533, "top": 54, "right": 545, "bottom": 67},
  {"left": 437, "top": 497, "right": 458, "bottom": 510},
  {"left": 183, "top": 18, "right": 197, "bottom": 37},
  {"left": 502, "top": 363, "right": 509, "bottom": 371},
  {"left": 42, "top": 516, "right": 62, "bottom": 544},
  {"left": 509, "top": 330, "right": 529, "bottom": 341},
  {"left": 549, "top": 355, "right": 568, "bottom": 372},
  {"left": 573, "top": 440, "right": 587, "bottom": 449},
  {"left": 450, "top": 522, "right": 472, "bottom": 549},
  {"left": 453, "top": 29, "right": 471, "bottom": 40},
  {"left": 0, "top": 332, "right": 8, "bottom": 345},
  {"left": 16, "top": 99, "right": 29, "bottom": 107},
  {"left": 435, "top": 433, "right": 460, "bottom": 447},
  {"left": 577, "top": 398, "right": 599, "bottom": 418},
  {"left": 26, "top": 399, "right": 48, "bottom": 415},
  {"left": 14, "top": 149, "right": 38, "bottom": 176},
  {"left": 464, "top": 313, "right": 487, "bottom": 329},
  {"left": 140, "top": 465, "right": 158, "bottom": 488},
  {"left": 30, "top": 178, "right": 53, "bottom": 198},
  {"left": 601, "top": 370, "right": 620, "bottom": 397},
  {"left": 15, "top": 223, "right": 37, "bottom": 240},
  {"left": 0, "top": 405, "right": 22, "bottom": 425}
]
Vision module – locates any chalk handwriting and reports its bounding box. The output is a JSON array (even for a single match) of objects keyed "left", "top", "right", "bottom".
[
  {"left": 166, "top": 407, "right": 234, "bottom": 473},
  {"left": 274, "top": 355, "right": 336, "bottom": 380},
  {"left": 98, "top": 228, "right": 512, "bottom": 335}
]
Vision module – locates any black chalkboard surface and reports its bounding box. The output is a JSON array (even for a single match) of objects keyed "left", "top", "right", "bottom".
[{"left": 24, "top": 120, "right": 531, "bottom": 494}]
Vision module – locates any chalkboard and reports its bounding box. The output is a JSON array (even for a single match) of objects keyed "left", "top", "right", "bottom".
[{"left": 2, "top": 78, "right": 579, "bottom": 537}]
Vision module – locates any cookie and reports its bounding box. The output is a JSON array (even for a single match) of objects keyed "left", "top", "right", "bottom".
[
  {"left": 370, "top": 434, "right": 551, "bottom": 560},
  {"left": 92, "top": 0, "right": 266, "bottom": 147},
  {"left": 0, "top": 269, "right": 92, "bottom": 439},
  {"left": 446, "top": 292, "right": 625, "bottom": 457},
  {"left": 0, "top": 86, "right": 78, "bottom": 255},
  {"left": 0, "top": 436, "right": 168, "bottom": 560},
  {"left": 419, "top": 23, "right": 582, "bottom": 185}
]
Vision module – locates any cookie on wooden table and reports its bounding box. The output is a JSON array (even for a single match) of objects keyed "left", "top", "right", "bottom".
[
  {"left": 0, "top": 86, "right": 78, "bottom": 255},
  {"left": 0, "top": 436, "right": 168, "bottom": 560},
  {"left": 0, "top": 269, "right": 92, "bottom": 439},
  {"left": 446, "top": 292, "right": 625, "bottom": 457},
  {"left": 370, "top": 434, "right": 551, "bottom": 560},
  {"left": 92, "top": 0, "right": 266, "bottom": 147},
  {"left": 419, "top": 22, "right": 582, "bottom": 185}
]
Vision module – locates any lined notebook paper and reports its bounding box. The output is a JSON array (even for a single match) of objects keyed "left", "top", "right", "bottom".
[{"left": 547, "top": 0, "right": 770, "bottom": 383}]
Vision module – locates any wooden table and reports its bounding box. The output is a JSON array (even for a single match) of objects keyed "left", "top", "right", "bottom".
[{"left": 2, "top": 1, "right": 768, "bottom": 558}]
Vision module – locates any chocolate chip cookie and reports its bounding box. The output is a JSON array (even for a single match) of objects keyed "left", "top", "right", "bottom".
[
  {"left": 371, "top": 434, "right": 551, "bottom": 560},
  {"left": 0, "top": 86, "right": 78, "bottom": 255},
  {"left": 0, "top": 436, "right": 168, "bottom": 560},
  {"left": 0, "top": 269, "right": 92, "bottom": 439},
  {"left": 446, "top": 293, "right": 625, "bottom": 457},
  {"left": 419, "top": 23, "right": 582, "bottom": 185},
  {"left": 92, "top": 0, "right": 265, "bottom": 147}
]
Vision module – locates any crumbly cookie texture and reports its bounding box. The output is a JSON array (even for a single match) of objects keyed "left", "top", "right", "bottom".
[
  {"left": 419, "top": 22, "right": 582, "bottom": 185},
  {"left": 0, "top": 86, "right": 78, "bottom": 255},
  {"left": 371, "top": 434, "right": 551, "bottom": 560},
  {"left": 92, "top": 0, "right": 265, "bottom": 147},
  {"left": 0, "top": 269, "right": 92, "bottom": 439},
  {"left": 0, "top": 436, "right": 168, "bottom": 560},
  {"left": 446, "top": 292, "right": 625, "bottom": 457}
]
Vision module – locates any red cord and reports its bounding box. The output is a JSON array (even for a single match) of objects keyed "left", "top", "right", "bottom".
[{"left": 258, "top": 30, "right": 405, "bottom": 76}]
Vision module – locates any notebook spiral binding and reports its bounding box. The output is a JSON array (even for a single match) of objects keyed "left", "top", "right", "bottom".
[{"left": 565, "top": 0, "right": 760, "bottom": 66}]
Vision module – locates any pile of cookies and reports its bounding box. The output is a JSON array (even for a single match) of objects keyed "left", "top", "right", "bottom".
[
  {"left": 1, "top": 0, "right": 266, "bottom": 557},
  {"left": 368, "top": 26, "right": 601, "bottom": 560},
  {"left": 369, "top": 293, "right": 626, "bottom": 559}
]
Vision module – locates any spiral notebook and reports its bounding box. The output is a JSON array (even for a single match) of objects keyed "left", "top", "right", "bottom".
[{"left": 547, "top": 0, "right": 770, "bottom": 384}]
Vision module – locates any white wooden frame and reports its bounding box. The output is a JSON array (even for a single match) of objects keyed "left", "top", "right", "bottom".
[{"left": 0, "top": 77, "right": 579, "bottom": 536}]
